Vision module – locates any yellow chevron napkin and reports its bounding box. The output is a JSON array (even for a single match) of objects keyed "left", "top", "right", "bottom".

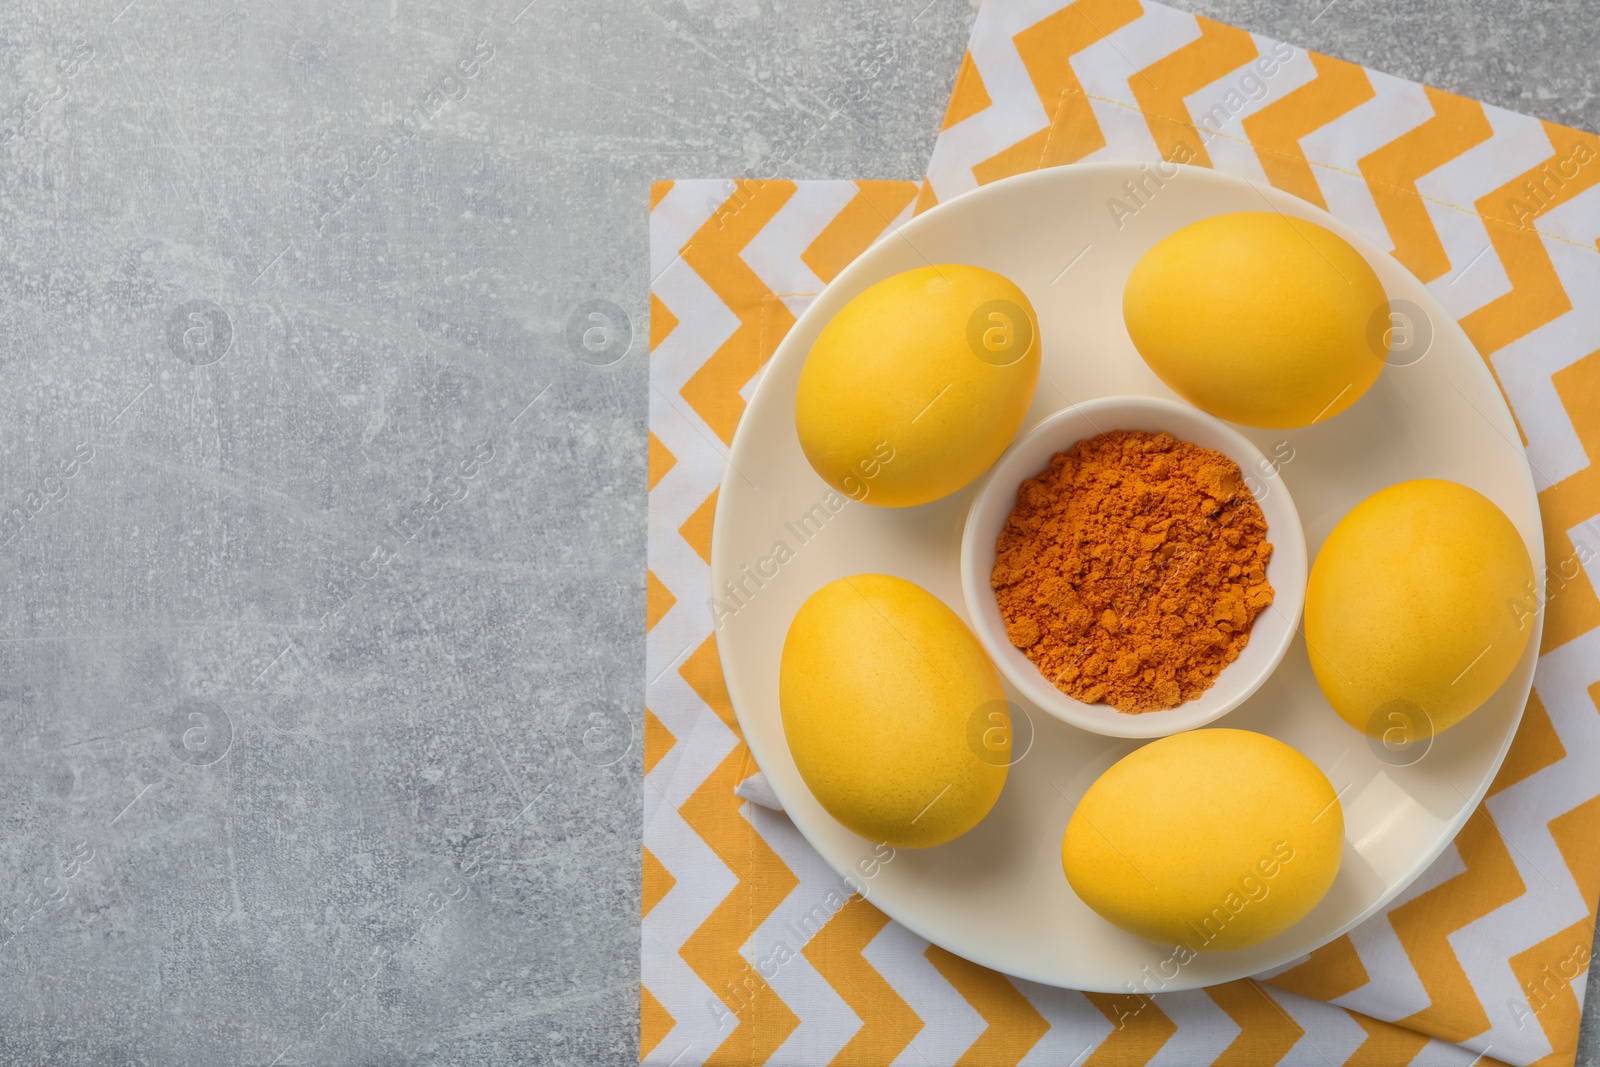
[{"left": 644, "top": 4, "right": 1600, "bottom": 1065}]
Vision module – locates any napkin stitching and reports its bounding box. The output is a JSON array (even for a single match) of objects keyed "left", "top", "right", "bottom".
[{"left": 1010, "top": 86, "right": 1599, "bottom": 254}]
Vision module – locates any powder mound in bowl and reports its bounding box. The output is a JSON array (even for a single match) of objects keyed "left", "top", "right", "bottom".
[{"left": 990, "top": 429, "right": 1274, "bottom": 713}]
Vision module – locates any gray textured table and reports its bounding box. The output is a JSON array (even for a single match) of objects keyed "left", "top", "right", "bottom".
[{"left": 1, "top": 0, "right": 1595, "bottom": 1063}]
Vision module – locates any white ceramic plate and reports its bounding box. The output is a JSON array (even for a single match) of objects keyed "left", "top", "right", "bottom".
[{"left": 709, "top": 163, "right": 1544, "bottom": 992}]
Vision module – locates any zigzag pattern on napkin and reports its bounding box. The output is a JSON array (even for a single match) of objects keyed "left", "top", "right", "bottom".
[
  {"left": 646, "top": 3, "right": 1600, "bottom": 1063},
  {"left": 922, "top": 10, "right": 1600, "bottom": 1064},
  {"left": 646, "top": 177, "right": 1521, "bottom": 1067}
]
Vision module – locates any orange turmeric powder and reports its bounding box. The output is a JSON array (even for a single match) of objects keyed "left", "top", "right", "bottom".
[{"left": 991, "top": 430, "right": 1274, "bottom": 713}]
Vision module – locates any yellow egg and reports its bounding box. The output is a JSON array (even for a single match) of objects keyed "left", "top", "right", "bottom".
[
  {"left": 1123, "top": 211, "right": 1389, "bottom": 429},
  {"left": 780, "top": 574, "right": 1009, "bottom": 847},
  {"left": 1063, "top": 729, "right": 1343, "bottom": 951},
  {"left": 1305, "top": 479, "right": 1535, "bottom": 738},
  {"left": 796, "top": 265, "right": 1040, "bottom": 508}
]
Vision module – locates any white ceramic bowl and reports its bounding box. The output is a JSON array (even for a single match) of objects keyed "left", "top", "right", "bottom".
[{"left": 960, "top": 395, "right": 1308, "bottom": 739}]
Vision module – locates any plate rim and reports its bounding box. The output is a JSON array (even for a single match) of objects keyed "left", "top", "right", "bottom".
[{"left": 708, "top": 160, "right": 1543, "bottom": 991}]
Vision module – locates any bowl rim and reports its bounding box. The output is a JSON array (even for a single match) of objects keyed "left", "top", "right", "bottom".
[{"left": 959, "top": 394, "right": 1309, "bottom": 739}]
